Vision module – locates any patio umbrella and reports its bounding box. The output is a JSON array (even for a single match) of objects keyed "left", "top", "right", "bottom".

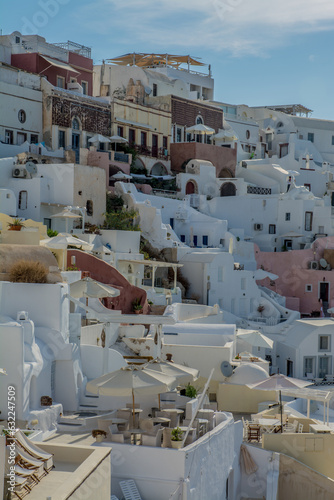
[
  {"left": 50, "top": 209, "right": 82, "bottom": 234},
  {"left": 144, "top": 358, "right": 199, "bottom": 386},
  {"left": 213, "top": 130, "right": 238, "bottom": 142},
  {"left": 253, "top": 269, "right": 279, "bottom": 281},
  {"left": 40, "top": 233, "right": 93, "bottom": 270},
  {"left": 236, "top": 330, "right": 273, "bottom": 349},
  {"left": 186, "top": 124, "right": 215, "bottom": 135},
  {"left": 247, "top": 374, "right": 311, "bottom": 432},
  {"left": 110, "top": 135, "right": 128, "bottom": 152},
  {"left": 111, "top": 172, "right": 132, "bottom": 180},
  {"left": 88, "top": 134, "right": 111, "bottom": 144},
  {"left": 86, "top": 365, "right": 177, "bottom": 425},
  {"left": 69, "top": 277, "right": 120, "bottom": 299}
]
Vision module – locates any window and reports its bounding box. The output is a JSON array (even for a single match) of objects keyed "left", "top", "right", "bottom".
[
  {"left": 163, "top": 136, "right": 168, "bottom": 150},
  {"left": 305, "top": 284, "right": 312, "bottom": 292},
  {"left": 196, "top": 116, "right": 203, "bottom": 124},
  {"left": 86, "top": 200, "right": 93, "bottom": 216},
  {"left": 169, "top": 218, "right": 174, "bottom": 229},
  {"left": 304, "top": 357, "right": 315, "bottom": 377},
  {"left": 153, "top": 83, "right": 157, "bottom": 96},
  {"left": 279, "top": 143, "right": 289, "bottom": 158},
  {"left": 269, "top": 224, "right": 276, "bottom": 234},
  {"left": 43, "top": 218, "right": 52, "bottom": 230},
  {"left": 319, "top": 356, "right": 331, "bottom": 378},
  {"left": 86, "top": 136, "right": 92, "bottom": 148},
  {"left": 332, "top": 136, "right": 334, "bottom": 146},
  {"left": 72, "top": 118, "right": 80, "bottom": 130},
  {"left": 176, "top": 128, "right": 182, "bottom": 143},
  {"left": 18, "top": 109, "right": 26, "bottom": 123},
  {"left": 304, "top": 184, "right": 311, "bottom": 191},
  {"left": 305, "top": 211, "right": 313, "bottom": 231},
  {"left": 140, "top": 131, "right": 147, "bottom": 147},
  {"left": 129, "top": 128, "right": 136, "bottom": 145},
  {"left": 202, "top": 235, "right": 208, "bottom": 246},
  {"left": 246, "top": 130, "right": 250, "bottom": 140},
  {"left": 117, "top": 126, "right": 124, "bottom": 137},
  {"left": 17, "top": 132, "right": 27, "bottom": 145},
  {"left": 15, "top": 36, "right": 20, "bottom": 44},
  {"left": 319, "top": 335, "right": 330, "bottom": 351},
  {"left": 318, "top": 226, "right": 325, "bottom": 234},
  {"left": 218, "top": 267, "right": 224, "bottom": 282},
  {"left": 5, "top": 130, "right": 13, "bottom": 144},
  {"left": 18, "top": 190, "right": 27, "bottom": 210},
  {"left": 180, "top": 234, "right": 185, "bottom": 242},
  {"left": 285, "top": 212, "right": 291, "bottom": 221},
  {"left": 81, "top": 81, "right": 88, "bottom": 95},
  {"left": 308, "top": 132, "right": 314, "bottom": 143},
  {"left": 57, "top": 76, "right": 65, "bottom": 88},
  {"left": 30, "top": 134, "right": 38, "bottom": 144},
  {"left": 58, "top": 130, "right": 65, "bottom": 148}
]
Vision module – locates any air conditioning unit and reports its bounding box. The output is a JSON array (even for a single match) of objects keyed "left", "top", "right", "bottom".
[
  {"left": 254, "top": 223, "right": 263, "bottom": 231},
  {"left": 310, "top": 260, "right": 319, "bottom": 270},
  {"left": 12, "top": 167, "right": 27, "bottom": 178}
]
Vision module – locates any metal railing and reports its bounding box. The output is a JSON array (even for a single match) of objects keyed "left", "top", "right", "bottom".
[
  {"left": 114, "top": 152, "right": 129, "bottom": 163},
  {"left": 134, "top": 145, "right": 169, "bottom": 160}
]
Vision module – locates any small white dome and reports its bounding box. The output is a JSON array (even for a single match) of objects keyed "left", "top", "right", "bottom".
[{"left": 228, "top": 363, "right": 269, "bottom": 385}]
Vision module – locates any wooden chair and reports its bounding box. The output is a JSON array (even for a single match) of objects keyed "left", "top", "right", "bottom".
[{"left": 247, "top": 424, "right": 260, "bottom": 442}]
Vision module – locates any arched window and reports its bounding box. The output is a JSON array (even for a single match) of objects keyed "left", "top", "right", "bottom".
[
  {"left": 196, "top": 115, "right": 203, "bottom": 124},
  {"left": 72, "top": 117, "right": 80, "bottom": 130},
  {"left": 220, "top": 182, "right": 236, "bottom": 197}
]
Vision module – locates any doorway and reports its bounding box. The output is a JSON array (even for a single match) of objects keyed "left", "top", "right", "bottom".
[
  {"left": 72, "top": 133, "right": 80, "bottom": 163},
  {"left": 287, "top": 359, "right": 293, "bottom": 377}
]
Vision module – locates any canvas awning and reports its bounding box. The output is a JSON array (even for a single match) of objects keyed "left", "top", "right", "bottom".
[
  {"left": 107, "top": 53, "right": 205, "bottom": 68},
  {"left": 40, "top": 55, "right": 79, "bottom": 74}
]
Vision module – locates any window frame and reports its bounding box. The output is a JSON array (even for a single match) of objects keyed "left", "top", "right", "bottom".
[
  {"left": 285, "top": 212, "right": 291, "bottom": 221},
  {"left": 5, "top": 130, "right": 13, "bottom": 144},
  {"left": 81, "top": 80, "right": 88, "bottom": 95},
  {"left": 308, "top": 132, "right": 314, "bottom": 143},
  {"left": 18, "top": 190, "right": 28, "bottom": 210},
  {"left": 56, "top": 75, "right": 65, "bottom": 89},
  {"left": 269, "top": 224, "right": 276, "bottom": 234},
  {"left": 305, "top": 211, "right": 313, "bottom": 231},
  {"left": 319, "top": 335, "right": 331, "bottom": 352},
  {"left": 18, "top": 109, "right": 26, "bottom": 124}
]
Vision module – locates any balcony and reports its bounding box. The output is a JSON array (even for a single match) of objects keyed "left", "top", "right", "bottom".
[
  {"left": 113, "top": 151, "right": 129, "bottom": 163},
  {"left": 134, "top": 145, "right": 170, "bottom": 160}
]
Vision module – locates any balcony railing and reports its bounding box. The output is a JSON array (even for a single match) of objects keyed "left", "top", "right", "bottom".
[
  {"left": 114, "top": 152, "right": 129, "bottom": 163},
  {"left": 134, "top": 145, "right": 169, "bottom": 160}
]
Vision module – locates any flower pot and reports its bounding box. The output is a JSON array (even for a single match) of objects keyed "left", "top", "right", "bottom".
[
  {"left": 8, "top": 225, "right": 22, "bottom": 231},
  {"left": 171, "top": 440, "right": 183, "bottom": 449},
  {"left": 95, "top": 434, "right": 105, "bottom": 443},
  {"left": 134, "top": 309, "right": 143, "bottom": 314}
]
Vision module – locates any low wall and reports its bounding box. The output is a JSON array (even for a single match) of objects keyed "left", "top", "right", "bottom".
[{"left": 217, "top": 384, "right": 277, "bottom": 413}]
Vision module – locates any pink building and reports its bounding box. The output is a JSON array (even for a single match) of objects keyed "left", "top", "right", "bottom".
[{"left": 255, "top": 237, "right": 334, "bottom": 316}]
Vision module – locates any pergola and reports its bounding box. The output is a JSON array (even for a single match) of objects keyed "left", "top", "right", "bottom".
[
  {"left": 281, "top": 387, "right": 334, "bottom": 425},
  {"left": 119, "top": 259, "right": 183, "bottom": 291}
]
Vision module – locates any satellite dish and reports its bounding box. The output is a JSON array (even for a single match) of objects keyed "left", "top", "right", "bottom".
[
  {"left": 25, "top": 161, "right": 38, "bottom": 176},
  {"left": 320, "top": 258, "right": 327, "bottom": 269},
  {"left": 221, "top": 361, "right": 233, "bottom": 378},
  {"left": 144, "top": 86, "right": 152, "bottom": 95}
]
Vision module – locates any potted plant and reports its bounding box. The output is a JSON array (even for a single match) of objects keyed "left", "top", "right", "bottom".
[
  {"left": 7, "top": 218, "right": 25, "bottom": 231},
  {"left": 132, "top": 298, "right": 143, "bottom": 314},
  {"left": 185, "top": 384, "right": 197, "bottom": 399},
  {"left": 91, "top": 429, "right": 107, "bottom": 442},
  {"left": 171, "top": 427, "right": 184, "bottom": 449}
]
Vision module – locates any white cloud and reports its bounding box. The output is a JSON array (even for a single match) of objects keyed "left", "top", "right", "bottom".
[{"left": 77, "top": 0, "right": 334, "bottom": 57}]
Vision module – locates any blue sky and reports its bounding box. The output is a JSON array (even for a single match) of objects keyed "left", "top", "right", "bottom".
[{"left": 2, "top": 0, "right": 334, "bottom": 119}]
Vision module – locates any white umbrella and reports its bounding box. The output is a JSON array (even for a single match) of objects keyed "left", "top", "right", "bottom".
[
  {"left": 213, "top": 130, "right": 238, "bottom": 141},
  {"left": 280, "top": 231, "right": 304, "bottom": 238},
  {"left": 69, "top": 277, "right": 120, "bottom": 299},
  {"left": 253, "top": 269, "right": 279, "bottom": 281},
  {"left": 50, "top": 209, "right": 82, "bottom": 233},
  {"left": 247, "top": 374, "right": 311, "bottom": 432},
  {"left": 186, "top": 124, "right": 215, "bottom": 135},
  {"left": 40, "top": 233, "right": 93, "bottom": 270},
  {"left": 111, "top": 172, "right": 132, "bottom": 180},
  {"left": 110, "top": 134, "right": 128, "bottom": 152},
  {"left": 86, "top": 365, "right": 177, "bottom": 425},
  {"left": 236, "top": 330, "right": 273, "bottom": 349},
  {"left": 88, "top": 134, "right": 111, "bottom": 144},
  {"left": 144, "top": 358, "right": 199, "bottom": 385}
]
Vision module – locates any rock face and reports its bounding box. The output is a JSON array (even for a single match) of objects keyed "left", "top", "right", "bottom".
[{"left": 0, "top": 245, "right": 62, "bottom": 283}]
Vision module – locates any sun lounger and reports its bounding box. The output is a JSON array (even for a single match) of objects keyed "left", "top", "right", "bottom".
[
  {"left": 14, "top": 429, "right": 54, "bottom": 471},
  {"left": 120, "top": 479, "right": 143, "bottom": 500}
]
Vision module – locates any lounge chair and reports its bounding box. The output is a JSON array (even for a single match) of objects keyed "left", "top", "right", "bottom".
[
  {"left": 14, "top": 429, "right": 54, "bottom": 472},
  {"left": 119, "top": 479, "right": 142, "bottom": 500},
  {"left": 10, "top": 475, "right": 32, "bottom": 499}
]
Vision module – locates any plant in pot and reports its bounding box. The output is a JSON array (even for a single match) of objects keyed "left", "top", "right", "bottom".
[
  {"left": 185, "top": 384, "right": 197, "bottom": 399},
  {"left": 7, "top": 218, "right": 25, "bottom": 231},
  {"left": 91, "top": 429, "right": 107, "bottom": 442},
  {"left": 132, "top": 298, "right": 143, "bottom": 314},
  {"left": 171, "top": 427, "right": 184, "bottom": 449}
]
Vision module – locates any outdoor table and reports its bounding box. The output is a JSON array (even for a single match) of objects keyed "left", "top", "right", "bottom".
[
  {"left": 257, "top": 418, "right": 280, "bottom": 433},
  {"left": 120, "top": 408, "right": 143, "bottom": 426},
  {"left": 160, "top": 408, "right": 184, "bottom": 426},
  {"left": 152, "top": 417, "right": 171, "bottom": 427}
]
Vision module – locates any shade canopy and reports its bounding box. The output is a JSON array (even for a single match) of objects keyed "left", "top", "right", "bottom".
[
  {"left": 111, "top": 172, "right": 132, "bottom": 180},
  {"left": 280, "top": 231, "right": 304, "bottom": 238},
  {"left": 253, "top": 269, "right": 278, "bottom": 281},
  {"left": 236, "top": 330, "right": 274, "bottom": 349},
  {"left": 144, "top": 358, "right": 199, "bottom": 385},
  {"left": 69, "top": 277, "right": 120, "bottom": 299},
  {"left": 107, "top": 53, "right": 205, "bottom": 68},
  {"left": 40, "top": 55, "right": 79, "bottom": 74},
  {"left": 186, "top": 124, "right": 215, "bottom": 135},
  {"left": 51, "top": 209, "right": 82, "bottom": 220},
  {"left": 88, "top": 134, "right": 111, "bottom": 143},
  {"left": 86, "top": 365, "right": 177, "bottom": 397},
  {"left": 213, "top": 130, "right": 238, "bottom": 141}
]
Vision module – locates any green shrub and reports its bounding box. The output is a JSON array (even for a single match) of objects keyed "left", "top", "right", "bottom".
[
  {"left": 47, "top": 229, "right": 58, "bottom": 237},
  {"left": 185, "top": 384, "right": 197, "bottom": 398}
]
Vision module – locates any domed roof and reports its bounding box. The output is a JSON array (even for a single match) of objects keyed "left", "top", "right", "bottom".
[{"left": 228, "top": 363, "right": 269, "bottom": 385}]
